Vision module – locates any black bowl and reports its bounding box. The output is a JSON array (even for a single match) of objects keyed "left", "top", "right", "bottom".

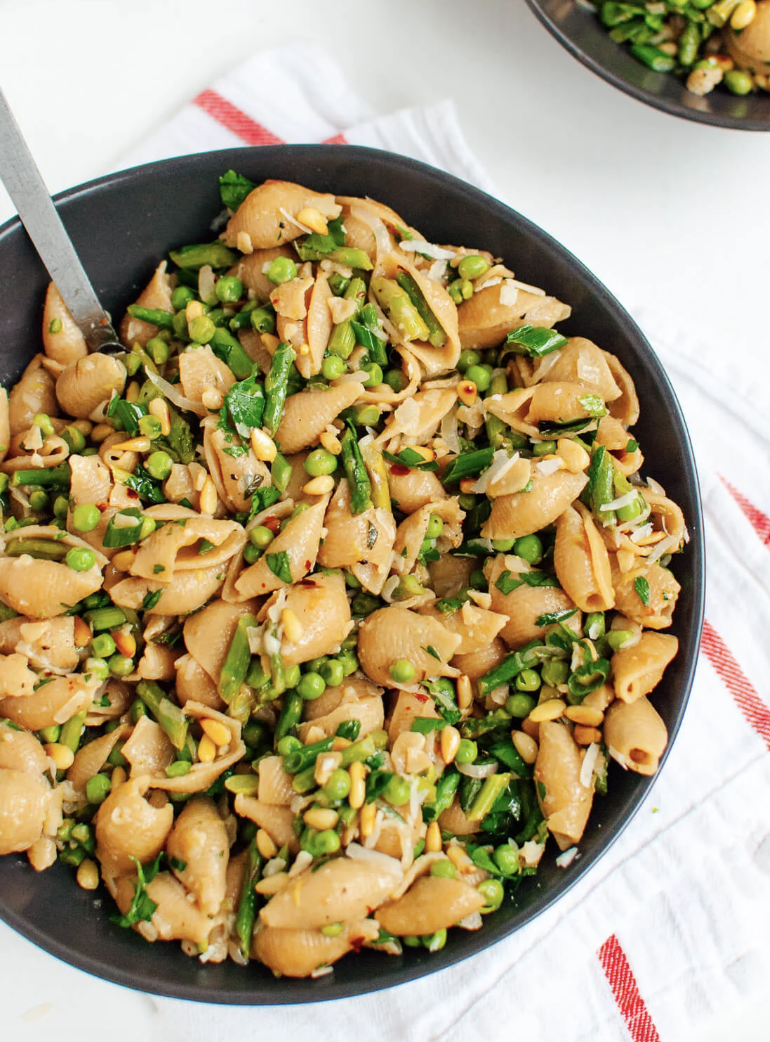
[
  {"left": 0, "top": 145, "right": 705, "bottom": 1003},
  {"left": 525, "top": 0, "right": 770, "bottom": 130}
]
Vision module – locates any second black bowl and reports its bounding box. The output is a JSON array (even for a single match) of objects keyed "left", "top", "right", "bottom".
[{"left": 526, "top": 0, "right": 770, "bottom": 130}]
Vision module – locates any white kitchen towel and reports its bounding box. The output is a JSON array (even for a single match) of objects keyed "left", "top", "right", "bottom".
[{"left": 115, "top": 43, "right": 770, "bottom": 1042}]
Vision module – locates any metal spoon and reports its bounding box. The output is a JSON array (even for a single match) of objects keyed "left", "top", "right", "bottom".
[{"left": 0, "top": 86, "right": 122, "bottom": 354}]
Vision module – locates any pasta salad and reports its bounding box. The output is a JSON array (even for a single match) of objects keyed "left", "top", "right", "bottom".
[{"left": 0, "top": 174, "right": 686, "bottom": 978}]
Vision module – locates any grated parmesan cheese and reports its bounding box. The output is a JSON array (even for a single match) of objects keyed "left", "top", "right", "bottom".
[{"left": 398, "top": 240, "right": 456, "bottom": 261}]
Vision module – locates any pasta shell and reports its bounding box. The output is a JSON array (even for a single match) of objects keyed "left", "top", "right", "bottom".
[
  {"left": 233, "top": 795, "right": 299, "bottom": 853},
  {"left": 8, "top": 355, "right": 58, "bottom": 435},
  {"left": 452, "top": 636, "right": 509, "bottom": 681},
  {"left": 95, "top": 775, "right": 174, "bottom": 874},
  {"left": 55, "top": 354, "right": 126, "bottom": 420},
  {"left": 386, "top": 465, "right": 446, "bottom": 515},
  {"left": 67, "top": 726, "right": 128, "bottom": 792},
  {"left": 167, "top": 796, "right": 229, "bottom": 916},
  {"left": 439, "top": 799, "right": 482, "bottom": 837},
  {"left": 12, "top": 616, "right": 81, "bottom": 674},
  {"left": 142, "top": 872, "right": 213, "bottom": 945},
  {"left": 234, "top": 495, "right": 329, "bottom": 598},
  {"left": 118, "top": 261, "right": 174, "bottom": 348},
  {"left": 253, "top": 922, "right": 371, "bottom": 978},
  {"left": 541, "top": 337, "right": 622, "bottom": 402},
  {"left": 183, "top": 599, "right": 258, "bottom": 683},
  {"left": 42, "top": 283, "right": 88, "bottom": 366},
  {"left": 130, "top": 518, "right": 243, "bottom": 581},
  {"left": 260, "top": 572, "right": 352, "bottom": 667},
  {"left": 121, "top": 716, "right": 175, "bottom": 777},
  {"left": 392, "top": 497, "right": 464, "bottom": 576},
  {"left": 458, "top": 285, "right": 571, "bottom": 351},
  {"left": 420, "top": 602, "right": 507, "bottom": 655},
  {"left": 601, "top": 350, "right": 639, "bottom": 426},
  {"left": 148, "top": 702, "right": 245, "bottom": 795},
  {"left": 594, "top": 416, "right": 643, "bottom": 477},
  {"left": 387, "top": 690, "right": 441, "bottom": 744},
  {"left": 358, "top": 607, "right": 462, "bottom": 689},
  {"left": 228, "top": 246, "right": 296, "bottom": 302},
  {"left": 0, "top": 653, "right": 37, "bottom": 698},
  {"left": 525, "top": 382, "right": 606, "bottom": 425},
  {"left": 276, "top": 382, "right": 363, "bottom": 455},
  {"left": 297, "top": 677, "right": 384, "bottom": 743},
  {"left": 534, "top": 720, "right": 593, "bottom": 851},
  {"left": 0, "top": 720, "right": 48, "bottom": 776},
  {"left": 481, "top": 469, "right": 588, "bottom": 542},
  {"left": 387, "top": 255, "right": 460, "bottom": 377},
  {"left": 174, "top": 654, "right": 224, "bottom": 711},
  {"left": 0, "top": 673, "right": 96, "bottom": 731},
  {"left": 301, "top": 271, "right": 333, "bottom": 379},
  {"left": 427, "top": 555, "right": 474, "bottom": 599},
  {"left": 612, "top": 632, "right": 679, "bottom": 704},
  {"left": 222, "top": 180, "right": 341, "bottom": 251},
  {"left": 379, "top": 388, "right": 457, "bottom": 445},
  {"left": 204, "top": 425, "right": 270, "bottom": 514},
  {"left": 178, "top": 345, "right": 235, "bottom": 404},
  {"left": 604, "top": 696, "right": 668, "bottom": 777},
  {"left": 109, "top": 565, "right": 226, "bottom": 616},
  {"left": 483, "top": 387, "right": 539, "bottom": 439},
  {"left": 374, "top": 875, "right": 485, "bottom": 935},
  {"left": 487, "top": 555, "right": 576, "bottom": 649},
  {"left": 553, "top": 503, "right": 615, "bottom": 613},
  {"left": 0, "top": 768, "right": 52, "bottom": 855},
  {"left": 317, "top": 480, "right": 394, "bottom": 574},
  {"left": 260, "top": 857, "right": 399, "bottom": 929},
  {"left": 610, "top": 558, "right": 680, "bottom": 630},
  {"left": 257, "top": 755, "right": 295, "bottom": 807}
]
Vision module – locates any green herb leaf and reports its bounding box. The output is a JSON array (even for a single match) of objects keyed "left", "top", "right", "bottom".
[
  {"left": 219, "top": 369, "right": 265, "bottom": 439},
  {"left": 424, "top": 645, "right": 441, "bottom": 661},
  {"left": 382, "top": 448, "right": 439, "bottom": 472},
  {"left": 107, "top": 396, "right": 148, "bottom": 435},
  {"left": 141, "top": 589, "right": 163, "bottom": 611},
  {"left": 102, "top": 509, "right": 144, "bottom": 549},
  {"left": 625, "top": 439, "right": 638, "bottom": 453},
  {"left": 198, "top": 539, "right": 216, "bottom": 555},
  {"left": 634, "top": 576, "right": 651, "bottom": 606},
  {"left": 365, "top": 769, "right": 394, "bottom": 803},
  {"left": 535, "top": 608, "right": 577, "bottom": 627},
  {"left": 496, "top": 570, "right": 560, "bottom": 596},
  {"left": 248, "top": 486, "right": 281, "bottom": 522},
  {"left": 115, "top": 464, "right": 167, "bottom": 505},
  {"left": 293, "top": 216, "right": 347, "bottom": 260},
  {"left": 496, "top": 571, "right": 523, "bottom": 596},
  {"left": 111, "top": 853, "right": 163, "bottom": 928},
  {"left": 266, "top": 550, "right": 292, "bottom": 584},
  {"left": 335, "top": 720, "right": 361, "bottom": 742},
  {"left": 442, "top": 447, "right": 495, "bottom": 485},
  {"left": 578, "top": 394, "right": 607, "bottom": 419},
  {"left": 410, "top": 718, "right": 449, "bottom": 734},
  {"left": 219, "top": 170, "right": 256, "bottom": 211},
  {"left": 504, "top": 324, "right": 568, "bottom": 358},
  {"left": 156, "top": 409, "right": 195, "bottom": 465},
  {"left": 435, "top": 596, "right": 465, "bottom": 615},
  {"left": 169, "top": 856, "right": 187, "bottom": 873},
  {"left": 422, "top": 678, "right": 461, "bottom": 725}
]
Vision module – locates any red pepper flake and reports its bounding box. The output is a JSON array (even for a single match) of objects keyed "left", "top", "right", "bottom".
[
  {"left": 262, "top": 515, "right": 281, "bottom": 533},
  {"left": 126, "top": 489, "right": 139, "bottom": 499},
  {"left": 350, "top": 935, "right": 365, "bottom": 953},
  {"left": 389, "top": 464, "right": 410, "bottom": 477},
  {"left": 305, "top": 560, "right": 312, "bottom": 570},
  {"left": 413, "top": 692, "right": 429, "bottom": 703}
]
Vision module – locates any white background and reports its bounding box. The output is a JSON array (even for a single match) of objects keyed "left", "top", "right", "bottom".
[{"left": 0, "top": 0, "right": 768, "bottom": 1039}]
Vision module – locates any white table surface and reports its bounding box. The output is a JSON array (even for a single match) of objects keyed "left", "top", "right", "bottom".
[{"left": 0, "top": 1, "right": 768, "bottom": 1039}]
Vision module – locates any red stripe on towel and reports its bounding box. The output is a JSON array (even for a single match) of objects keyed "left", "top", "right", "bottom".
[
  {"left": 323, "top": 132, "right": 349, "bottom": 144},
  {"left": 702, "top": 620, "right": 770, "bottom": 749},
  {"left": 719, "top": 476, "right": 770, "bottom": 545},
  {"left": 192, "top": 90, "right": 285, "bottom": 146},
  {"left": 598, "top": 935, "right": 661, "bottom": 1042}
]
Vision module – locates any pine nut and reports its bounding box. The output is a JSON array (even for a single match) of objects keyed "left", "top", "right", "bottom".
[
  {"left": 250, "top": 428, "right": 277, "bottom": 462},
  {"left": 201, "top": 386, "right": 223, "bottom": 411},
  {"left": 320, "top": 431, "right": 342, "bottom": 456},
  {"left": 302, "top": 474, "right": 334, "bottom": 496},
  {"left": 360, "top": 802, "right": 377, "bottom": 839},
  {"left": 425, "top": 821, "right": 442, "bottom": 853},
  {"left": 296, "top": 207, "right": 329, "bottom": 235},
  {"left": 149, "top": 398, "right": 171, "bottom": 436},
  {"left": 521, "top": 717, "right": 540, "bottom": 740},
  {"left": 73, "top": 616, "right": 92, "bottom": 647},
  {"left": 198, "top": 734, "right": 217, "bottom": 763},
  {"left": 111, "top": 549, "right": 136, "bottom": 572},
  {"left": 111, "top": 766, "right": 127, "bottom": 789},
  {"left": 112, "top": 627, "right": 136, "bottom": 659},
  {"left": 457, "top": 674, "right": 473, "bottom": 710},
  {"left": 91, "top": 423, "right": 114, "bottom": 444},
  {"left": 256, "top": 828, "right": 278, "bottom": 859},
  {"left": 528, "top": 699, "right": 566, "bottom": 723},
  {"left": 45, "top": 743, "right": 75, "bottom": 770},
  {"left": 349, "top": 761, "right": 366, "bottom": 809},
  {"left": 236, "top": 231, "right": 254, "bottom": 255},
  {"left": 512, "top": 730, "right": 539, "bottom": 765},
  {"left": 76, "top": 859, "right": 100, "bottom": 891},
  {"left": 74, "top": 420, "right": 92, "bottom": 436},
  {"left": 255, "top": 873, "right": 288, "bottom": 895},
  {"left": 440, "top": 725, "right": 461, "bottom": 765},
  {"left": 185, "top": 300, "right": 204, "bottom": 322},
  {"left": 314, "top": 751, "right": 342, "bottom": 786},
  {"left": 457, "top": 381, "right": 478, "bottom": 406},
  {"left": 565, "top": 705, "right": 604, "bottom": 727},
  {"left": 557, "top": 438, "right": 591, "bottom": 473},
  {"left": 731, "top": 0, "right": 756, "bottom": 29},
  {"left": 199, "top": 477, "right": 218, "bottom": 515},
  {"left": 125, "top": 381, "right": 141, "bottom": 404},
  {"left": 281, "top": 608, "right": 304, "bottom": 644},
  {"left": 459, "top": 477, "right": 476, "bottom": 494},
  {"left": 200, "top": 718, "right": 231, "bottom": 748},
  {"left": 331, "top": 737, "right": 352, "bottom": 752},
  {"left": 303, "top": 807, "right": 339, "bottom": 831},
  {"left": 574, "top": 725, "right": 602, "bottom": 746},
  {"left": 446, "top": 844, "right": 474, "bottom": 873},
  {"left": 298, "top": 343, "right": 310, "bottom": 357}
]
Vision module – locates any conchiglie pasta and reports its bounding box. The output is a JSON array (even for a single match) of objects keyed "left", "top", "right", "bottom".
[
  {"left": 458, "top": 284, "right": 571, "bottom": 351},
  {"left": 55, "top": 354, "right": 126, "bottom": 420},
  {"left": 254, "top": 921, "right": 376, "bottom": 978},
  {"left": 95, "top": 776, "right": 174, "bottom": 874},
  {"left": 234, "top": 495, "right": 329, "bottom": 598},
  {"left": 276, "top": 382, "right": 364, "bottom": 455},
  {"left": 42, "top": 283, "right": 88, "bottom": 367},
  {"left": 0, "top": 673, "right": 97, "bottom": 731},
  {"left": 358, "top": 607, "right": 461, "bottom": 689},
  {"left": 553, "top": 503, "right": 615, "bottom": 613},
  {"left": 374, "top": 875, "right": 485, "bottom": 936},
  {"left": 228, "top": 246, "right": 296, "bottom": 302},
  {"left": 166, "top": 796, "right": 229, "bottom": 916},
  {"left": 534, "top": 720, "right": 594, "bottom": 851},
  {"left": 118, "top": 261, "right": 174, "bottom": 348},
  {"left": 611, "top": 558, "right": 681, "bottom": 629},
  {"left": 482, "top": 469, "right": 588, "bottom": 542},
  {"left": 452, "top": 636, "right": 509, "bottom": 681},
  {"left": 8, "top": 355, "right": 58, "bottom": 435},
  {"left": 386, "top": 465, "right": 446, "bottom": 514},
  {"left": 263, "top": 572, "right": 352, "bottom": 667},
  {"left": 612, "top": 632, "right": 679, "bottom": 703},
  {"left": 0, "top": 721, "right": 49, "bottom": 776},
  {"left": 222, "top": 180, "right": 341, "bottom": 252},
  {"left": 0, "top": 769, "right": 54, "bottom": 855},
  {"left": 486, "top": 556, "right": 576, "bottom": 649},
  {"left": 604, "top": 696, "right": 668, "bottom": 776}
]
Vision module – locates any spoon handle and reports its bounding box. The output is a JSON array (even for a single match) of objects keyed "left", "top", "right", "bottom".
[{"left": 0, "top": 87, "right": 119, "bottom": 351}]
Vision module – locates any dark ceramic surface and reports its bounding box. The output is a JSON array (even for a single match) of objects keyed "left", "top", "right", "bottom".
[
  {"left": 526, "top": 0, "right": 770, "bottom": 130},
  {"left": 0, "top": 145, "right": 705, "bottom": 1003}
]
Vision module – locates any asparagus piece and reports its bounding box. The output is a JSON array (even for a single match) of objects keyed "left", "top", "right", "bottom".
[
  {"left": 169, "top": 242, "right": 238, "bottom": 270},
  {"left": 340, "top": 422, "right": 373, "bottom": 516},
  {"left": 10, "top": 465, "right": 71, "bottom": 488},
  {"left": 135, "top": 680, "right": 189, "bottom": 750},
  {"left": 5, "top": 538, "right": 68, "bottom": 561},
  {"left": 219, "top": 614, "right": 256, "bottom": 705},
  {"left": 395, "top": 272, "right": 447, "bottom": 348},
  {"left": 423, "top": 768, "right": 460, "bottom": 822},
  {"left": 126, "top": 305, "right": 175, "bottom": 331},
  {"left": 327, "top": 277, "right": 367, "bottom": 359},
  {"left": 263, "top": 342, "right": 296, "bottom": 436},
  {"left": 586, "top": 446, "right": 616, "bottom": 525},
  {"left": 360, "top": 442, "right": 390, "bottom": 511},
  {"left": 283, "top": 736, "right": 335, "bottom": 774},
  {"left": 274, "top": 691, "right": 303, "bottom": 743},
  {"left": 371, "top": 277, "right": 429, "bottom": 342},
  {"left": 210, "top": 328, "right": 255, "bottom": 380},
  {"left": 466, "top": 773, "right": 512, "bottom": 822},
  {"left": 236, "top": 839, "right": 264, "bottom": 961},
  {"left": 59, "top": 710, "right": 87, "bottom": 754}
]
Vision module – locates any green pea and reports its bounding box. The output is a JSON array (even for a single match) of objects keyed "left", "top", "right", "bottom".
[
  {"left": 458, "top": 493, "right": 477, "bottom": 511},
  {"left": 512, "top": 534, "right": 543, "bottom": 566},
  {"left": 469, "top": 569, "right": 487, "bottom": 591},
  {"left": 243, "top": 543, "right": 261, "bottom": 565},
  {"left": 464, "top": 365, "right": 491, "bottom": 392},
  {"left": 389, "top": 659, "right": 416, "bottom": 684},
  {"left": 267, "top": 257, "right": 297, "bottom": 285},
  {"left": 32, "top": 412, "right": 55, "bottom": 437},
  {"left": 139, "top": 517, "right": 156, "bottom": 540},
  {"left": 494, "top": 843, "right": 520, "bottom": 877},
  {"left": 420, "top": 537, "right": 436, "bottom": 557},
  {"left": 320, "top": 922, "right": 344, "bottom": 938},
  {"left": 277, "top": 735, "right": 302, "bottom": 756},
  {"left": 250, "top": 307, "right": 276, "bottom": 334},
  {"left": 384, "top": 369, "right": 407, "bottom": 393},
  {"left": 248, "top": 525, "right": 275, "bottom": 549},
  {"left": 447, "top": 282, "right": 463, "bottom": 306},
  {"left": 109, "top": 654, "right": 134, "bottom": 677},
  {"left": 145, "top": 337, "right": 168, "bottom": 365},
  {"left": 215, "top": 275, "right": 243, "bottom": 303},
  {"left": 532, "top": 440, "right": 557, "bottom": 457},
  {"left": 38, "top": 725, "right": 61, "bottom": 743},
  {"left": 353, "top": 404, "right": 380, "bottom": 427},
  {"left": 321, "top": 355, "right": 346, "bottom": 381},
  {"left": 66, "top": 547, "right": 96, "bottom": 572},
  {"left": 458, "top": 255, "right": 490, "bottom": 281},
  {"left": 403, "top": 935, "right": 423, "bottom": 948},
  {"left": 62, "top": 425, "right": 86, "bottom": 454},
  {"left": 541, "top": 659, "right": 570, "bottom": 687},
  {"left": 314, "top": 829, "right": 341, "bottom": 855},
  {"left": 491, "top": 538, "right": 515, "bottom": 552},
  {"left": 383, "top": 774, "right": 411, "bottom": 806},
  {"left": 425, "top": 514, "right": 444, "bottom": 540},
  {"left": 72, "top": 503, "right": 100, "bottom": 533},
  {"left": 28, "top": 489, "right": 49, "bottom": 512},
  {"left": 165, "top": 760, "right": 192, "bottom": 778},
  {"left": 457, "top": 349, "right": 481, "bottom": 373},
  {"left": 337, "top": 648, "right": 359, "bottom": 676},
  {"left": 430, "top": 859, "right": 457, "bottom": 879},
  {"left": 392, "top": 574, "right": 424, "bottom": 600},
  {"left": 129, "top": 699, "right": 147, "bottom": 723},
  {"left": 171, "top": 286, "right": 195, "bottom": 310},
  {"left": 304, "top": 448, "right": 338, "bottom": 477},
  {"left": 138, "top": 415, "right": 162, "bottom": 440},
  {"left": 328, "top": 273, "right": 351, "bottom": 296},
  {"left": 189, "top": 316, "right": 216, "bottom": 344},
  {"left": 305, "top": 657, "right": 328, "bottom": 675},
  {"left": 478, "top": 878, "right": 505, "bottom": 913},
  {"left": 92, "top": 633, "right": 116, "bottom": 659},
  {"left": 725, "top": 69, "right": 753, "bottom": 96},
  {"left": 243, "top": 721, "right": 269, "bottom": 748},
  {"left": 323, "top": 768, "right": 351, "bottom": 801},
  {"left": 85, "top": 657, "right": 110, "bottom": 682},
  {"left": 319, "top": 659, "right": 344, "bottom": 688},
  {"left": 85, "top": 773, "right": 112, "bottom": 805},
  {"left": 458, "top": 279, "right": 474, "bottom": 300},
  {"left": 284, "top": 664, "right": 301, "bottom": 690},
  {"left": 53, "top": 495, "right": 70, "bottom": 520},
  {"left": 515, "top": 669, "right": 541, "bottom": 693},
  {"left": 297, "top": 672, "right": 326, "bottom": 701},
  {"left": 505, "top": 693, "right": 536, "bottom": 718},
  {"left": 106, "top": 744, "right": 129, "bottom": 768},
  {"left": 607, "top": 629, "right": 634, "bottom": 652},
  {"left": 361, "top": 362, "right": 383, "bottom": 388},
  {"left": 172, "top": 311, "right": 190, "bottom": 339},
  {"left": 422, "top": 928, "right": 447, "bottom": 952},
  {"left": 455, "top": 739, "right": 478, "bottom": 765},
  {"left": 146, "top": 451, "right": 173, "bottom": 481},
  {"left": 344, "top": 571, "right": 362, "bottom": 589},
  {"left": 351, "top": 592, "right": 381, "bottom": 617},
  {"left": 584, "top": 612, "right": 606, "bottom": 641}
]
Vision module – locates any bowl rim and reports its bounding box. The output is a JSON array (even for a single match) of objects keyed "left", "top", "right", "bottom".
[
  {"left": 524, "top": 0, "right": 770, "bottom": 132},
  {"left": 0, "top": 143, "right": 706, "bottom": 1004}
]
